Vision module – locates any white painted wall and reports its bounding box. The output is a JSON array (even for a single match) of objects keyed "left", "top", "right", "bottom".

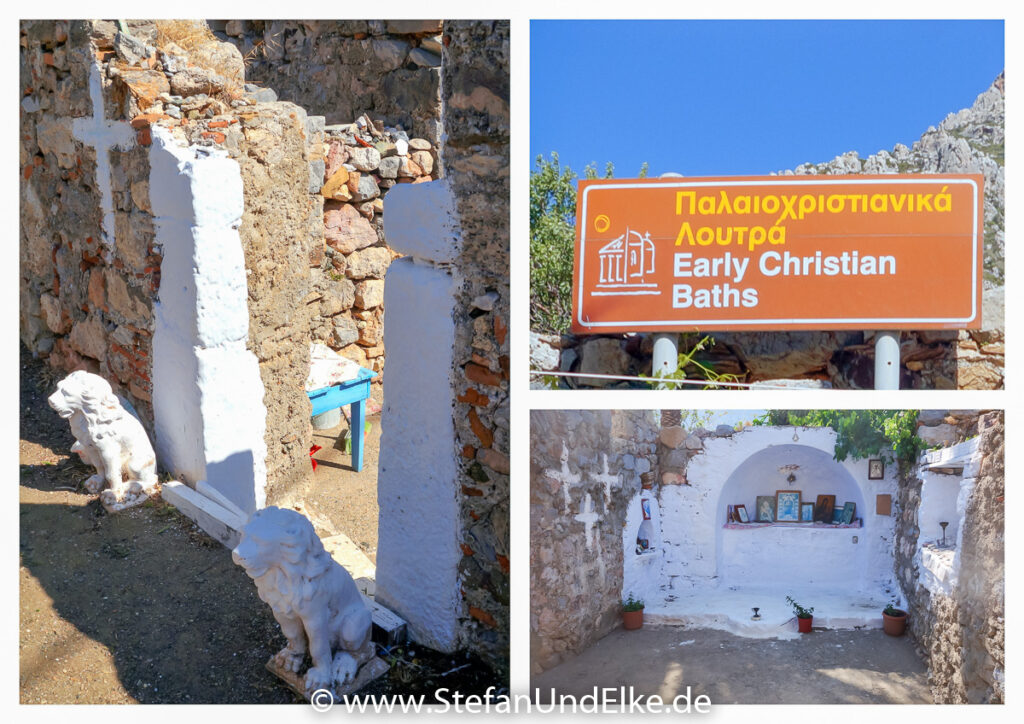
[
  {"left": 374, "top": 256, "right": 462, "bottom": 652},
  {"left": 915, "top": 437, "right": 983, "bottom": 597},
  {"left": 654, "top": 427, "right": 898, "bottom": 598},
  {"left": 150, "top": 127, "right": 268, "bottom": 516},
  {"left": 919, "top": 471, "right": 962, "bottom": 545},
  {"left": 622, "top": 491, "right": 664, "bottom": 607},
  {"left": 381, "top": 180, "right": 460, "bottom": 263}
]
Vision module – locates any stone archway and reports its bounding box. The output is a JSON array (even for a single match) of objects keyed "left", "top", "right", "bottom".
[
  {"left": 651, "top": 425, "right": 899, "bottom": 633},
  {"left": 712, "top": 444, "right": 868, "bottom": 590}
]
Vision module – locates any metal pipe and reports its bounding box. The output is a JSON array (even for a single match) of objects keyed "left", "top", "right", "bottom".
[
  {"left": 874, "top": 331, "right": 901, "bottom": 390},
  {"left": 651, "top": 333, "right": 679, "bottom": 390}
]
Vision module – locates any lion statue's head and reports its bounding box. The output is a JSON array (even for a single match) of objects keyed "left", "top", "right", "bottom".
[
  {"left": 232, "top": 507, "right": 334, "bottom": 602},
  {"left": 47, "top": 370, "right": 123, "bottom": 432}
]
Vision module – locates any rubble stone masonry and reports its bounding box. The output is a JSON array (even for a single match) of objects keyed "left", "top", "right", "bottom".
[
  {"left": 443, "top": 20, "right": 511, "bottom": 677},
  {"left": 220, "top": 20, "right": 442, "bottom": 142},
  {"left": 530, "top": 410, "right": 658, "bottom": 674},
  {"left": 20, "top": 21, "right": 160, "bottom": 425},
  {"left": 895, "top": 411, "right": 1004, "bottom": 703}
]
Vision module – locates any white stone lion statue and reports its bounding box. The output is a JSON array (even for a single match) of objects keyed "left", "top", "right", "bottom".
[
  {"left": 47, "top": 370, "right": 158, "bottom": 507},
  {"left": 232, "top": 507, "right": 375, "bottom": 695}
]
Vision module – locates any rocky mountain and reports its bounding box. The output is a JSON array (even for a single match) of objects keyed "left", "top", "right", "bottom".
[{"left": 778, "top": 72, "right": 1005, "bottom": 286}]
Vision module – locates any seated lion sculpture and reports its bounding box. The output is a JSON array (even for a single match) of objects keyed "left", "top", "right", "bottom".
[
  {"left": 47, "top": 370, "right": 158, "bottom": 508},
  {"left": 232, "top": 507, "right": 375, "bottom": 695}
]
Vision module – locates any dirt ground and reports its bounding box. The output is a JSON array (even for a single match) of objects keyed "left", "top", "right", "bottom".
[
  {"left": 533, "top": 626, "right": 932, "bottom": 705},
  {"left": 18, "top": 348, "right": 499, "bottom": 704},
  {"left": 303, "top": 407, "right": 383, "bottom": 564}
]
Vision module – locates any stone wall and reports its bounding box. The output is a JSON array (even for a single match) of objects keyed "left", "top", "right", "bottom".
[
  {"left": 20, "top": 20, "right": 318, "bottom": 498},
  {"left": 309, "top": 119, "right": 438, "bottom": 380},
  {"left": 530, "top": 410, "right": 658, "bottom": 675},
  {"left": 231, "top": 102, "right": 318, "bottom": 500},
  {"left": 218, "top": 20, "right": 442, "bottom": 142},
  {"left": 954, "top": 411, "right": 1004, "bottom": 702},
  {"left": 532, "top": 288, "right": 1004, "bottom": 390},
  {"left": 442, "top": 19, "right": 511, "bottom": 677},
  {"left": 216, "top": 19, "right": 445, "bottom": 392},
  {"left": 894, "top": 411, "right": 1004, "bottom": 703},
  {"left": 20, "top": 20, "right": 160, "bottom": 425}
]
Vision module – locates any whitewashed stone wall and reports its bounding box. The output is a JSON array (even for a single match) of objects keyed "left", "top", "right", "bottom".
[{"left": 150, "top": 127, "right": 268, "bottom": 515}]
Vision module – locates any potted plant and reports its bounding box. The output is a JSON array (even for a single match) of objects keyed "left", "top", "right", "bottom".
[
  {"left": 882, "top": 601, "right": 908, "bottom": 636},
  {"left": 622, "top": 594, "right": 645, "bottom": 630},
  {"left": 786, "top": 595, "right": 814, "bottom": 633}
]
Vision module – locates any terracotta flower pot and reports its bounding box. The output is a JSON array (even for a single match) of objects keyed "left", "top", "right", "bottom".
[
  {"left": 797, "top": 615, "right": 813, "bottom": 633},
  {"left": 883, "top": 610, "right": 907, "bottom": 636},
  {"left": 623, "top": 608, "right": 644, "bottom": 630}
]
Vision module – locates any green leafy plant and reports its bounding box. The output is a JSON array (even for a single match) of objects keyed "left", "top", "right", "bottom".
[
  {"left": 622, "top": 594, "right": 644, "bottom": 612},
  {"left": 883, "top": 601, "right": 905, "bottom": 617},
  {"left": 639, "top": 334, "right": 742, "bottom": 389},
  {"left": 786, "top": 595, "right": 814, "bottom": 619},
  {"left": 529, "top": 153, "right": 647, "bottom": 335},
  {"left": 752, "top": 410, "right": 925, "bottom": 472}
]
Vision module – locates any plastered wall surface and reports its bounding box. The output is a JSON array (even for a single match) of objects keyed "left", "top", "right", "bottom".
[
  {"left": 149, "top": 126, "right": 268, "bottom": 512},
  {"left": 375, "top": 257, "right": 461, "bottom": 653},
  {"left": 654, "top": 427, "right": 896, "bottom": 596}
]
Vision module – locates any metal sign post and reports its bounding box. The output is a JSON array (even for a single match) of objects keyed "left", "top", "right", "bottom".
[
  {"left": 874, "top": 331, "right": 900, "bottom": 390},
  {"left": 652, "top": 333, "right": 679, "bottom": 389}
]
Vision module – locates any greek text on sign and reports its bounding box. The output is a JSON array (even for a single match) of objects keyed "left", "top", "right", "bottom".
[{"left": 572, "top": 175, "right": 983, "bottom": 332}]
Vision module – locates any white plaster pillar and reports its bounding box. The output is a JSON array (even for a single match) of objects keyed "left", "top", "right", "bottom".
[
  {"left": 149, "top": 128, "right": 268, "bottom": 516},
  {"left": 377, "top": 180, "right": 462, "bottom": 652}
]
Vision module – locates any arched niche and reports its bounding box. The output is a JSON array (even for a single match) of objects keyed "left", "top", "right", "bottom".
[{"left": 714, "top": 444, "right": 868, "bottom": 590}]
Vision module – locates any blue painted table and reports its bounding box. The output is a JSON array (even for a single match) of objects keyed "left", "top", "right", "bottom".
[{"left": 306, "top": 367, "right": 376, "bottom": 472}]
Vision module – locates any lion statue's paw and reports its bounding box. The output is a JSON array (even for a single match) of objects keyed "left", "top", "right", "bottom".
[
  {"left": 304, "top": 665, "right": 332, "bottom": 694},
  {"left": 84, "top": 475, "right": 105, "bottom": 494},
  {"left": 273, "top": 647, "right": 304, "bottom": 673},
  {"left": 332, "top": 652, "right": 358, "bottom": 685}
]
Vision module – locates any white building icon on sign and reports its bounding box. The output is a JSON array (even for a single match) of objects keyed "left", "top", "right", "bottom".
[{"left": 593, "top": 227, "right": 660, "bottom": 296}]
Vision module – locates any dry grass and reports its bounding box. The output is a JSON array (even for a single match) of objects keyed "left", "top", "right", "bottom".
[{"left": 153, "top": 20, "right": 244, "bottom": 101}]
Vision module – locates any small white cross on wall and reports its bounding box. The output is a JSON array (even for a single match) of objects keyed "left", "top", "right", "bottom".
[
  {"left": 574, "top": 492, "right": 601, "bottom": 551},
  {"left": 72, "top": 61, "right": 136, "bottom": 263},
  {"left": 591, "top": 453, "right": 619, "bottom": 508}
]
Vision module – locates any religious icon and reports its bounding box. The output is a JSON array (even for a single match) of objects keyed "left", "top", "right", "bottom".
[{"left": 775, "top": 490, "right": 801, "bottom": 522}]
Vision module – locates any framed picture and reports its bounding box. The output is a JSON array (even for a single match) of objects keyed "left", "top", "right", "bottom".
[
  {"left": 641, "top": 498, "right": 652, "bottom": 521},
  {"left": 735, "top": 504, "right": 749, "bottom": 523},
  {"left": 840, "top": 501, "right": 857, "bottom": 525},
  {"left": 801, "top": 502, "right": 814, "bottom": 522},
  {"left": 775, "top": 490, "right": 802, "bottom": 522},
  {"left": 868, "top": 459, "right": 884, "bottom": 480},
  {"left": 755, "top": 495, "right": 776, "bottom": 523},
  {"left": 814, "top": 494, "right": 836, "bottom": 523}
]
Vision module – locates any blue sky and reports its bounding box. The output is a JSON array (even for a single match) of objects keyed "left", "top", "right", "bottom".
[{"left": 531, "top": 20, "right": 1004, "bottom": 178}]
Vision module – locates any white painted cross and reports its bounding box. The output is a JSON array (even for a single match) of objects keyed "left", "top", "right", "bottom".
[
  {"left": 72, "top": 61, "right": 136, "bottom": 263},
  {"left": 574, "top": 492, "right": 601, "bottom": 551},
  {"left": 591, "top": 453, "right": 620, "bottom": 508},
  {"left": 542, "top": 441, "right": 581, "bottom": 514}
]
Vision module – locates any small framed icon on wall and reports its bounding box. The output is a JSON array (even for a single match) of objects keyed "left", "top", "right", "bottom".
[{"left": 868, "top": 459, "right": 885, "bottom": 480}]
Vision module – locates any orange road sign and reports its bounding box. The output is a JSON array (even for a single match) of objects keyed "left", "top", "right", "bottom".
[{"left": 571, "top": 174, "right": 983, "bottom": 333}]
